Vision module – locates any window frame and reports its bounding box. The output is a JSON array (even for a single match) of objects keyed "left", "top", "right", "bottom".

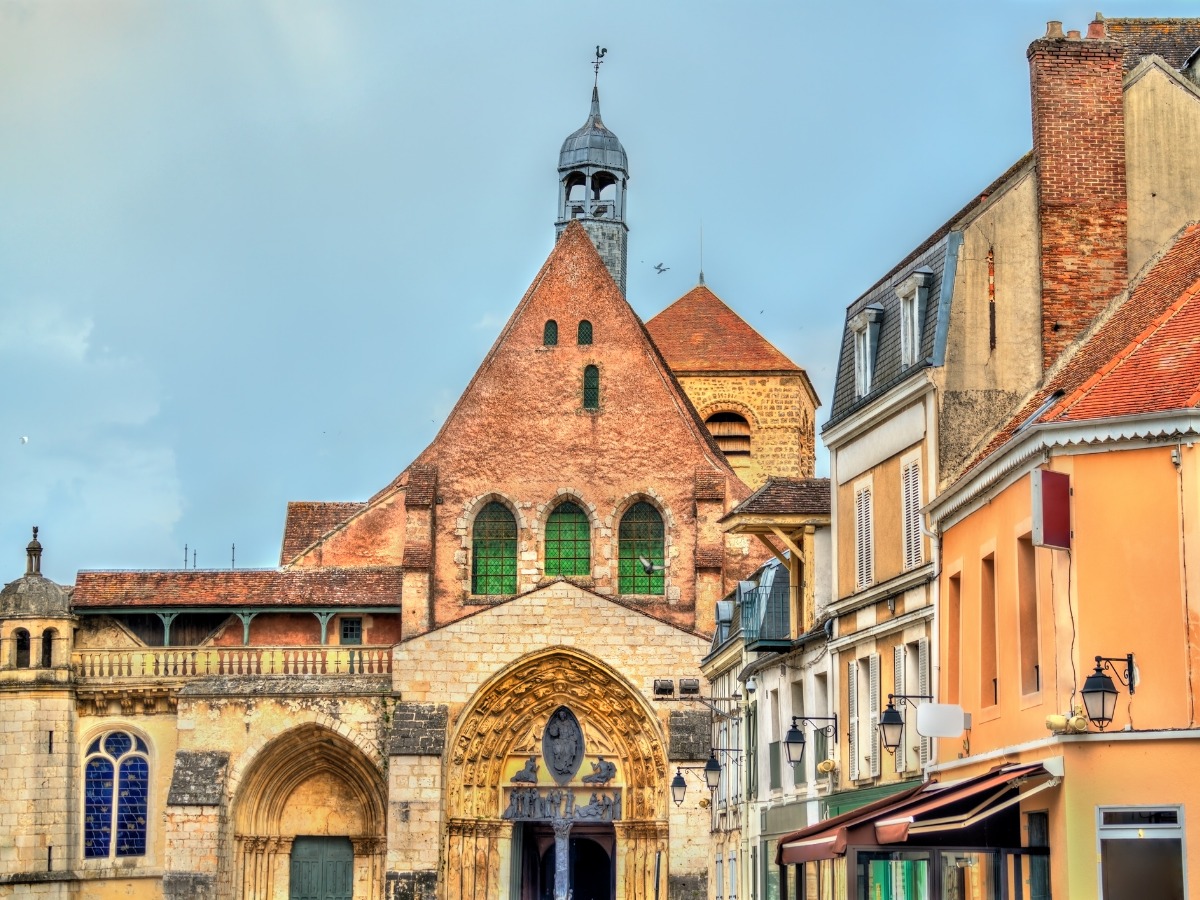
[
  {"left": 617, "top": 501, "right": 665, "bottom": 595},
  {"left": 339, "top": 617, "right": 363, "bottom": 646},
  {"left": 543, "top": 320, "right": 558, "bottom": 346},
  {"left": 850, "top": 306, "right": 883, "bottom": 398},
  {"left": 1097, "top": 805, "right": 1186, "bottom": 899},
  {"left": 544, "top": 500, "right": 591, "bottom": 578},
  {"left": 583, "top": 365, "right": 600, "bottom": 410},
  {"left": 577, "top": 320, "right": 593, "bottom": 345},
  {"left": 83, "top": 729, "right": 151, "bottom": 861},
  {"left": 896, "top": 271, "right": 933, "bottom": 369},
  {"left": 471, "top": 501, "right": 519, "bottom": 596}
]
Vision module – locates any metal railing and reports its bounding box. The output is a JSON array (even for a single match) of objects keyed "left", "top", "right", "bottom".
[{"left": 73, "top": 645, "right": 392, "bottom": 681}]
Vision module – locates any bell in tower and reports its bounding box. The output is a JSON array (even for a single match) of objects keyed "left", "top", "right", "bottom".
[{"left": 556, "top": 48, "right": 629, "bottom": 294}]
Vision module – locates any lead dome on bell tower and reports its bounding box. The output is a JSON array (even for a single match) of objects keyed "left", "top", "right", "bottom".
[{"left": 555, "top": 81, "right": 630, "bottom": 295}]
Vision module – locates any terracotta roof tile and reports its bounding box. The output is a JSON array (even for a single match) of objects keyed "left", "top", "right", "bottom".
[
  {"left": 645, "top": 284, "right": 801, "bottom": 373},
  {"left": 401, "top": 544, "right": 431, "bottom": 569},
  {"left": 73, "top": 567, "right": 403, "bottom": 609},
  {"left": 724, "top": 477, "right": 831, "bottom": 519},
  {"left": 1106, "top": 18, "right": 1200, "bottom": 70},
  {"left": 694, "top": 547, "right": 724, "bottom": 569},
  {"left": 694, "top": 470, "right": 727, "bottom": 501},
  {"left": 404, "top": 465, "right": 437, "bottom": 508},
  {"left": 280, "top": 502, "right": 366, "bottom": 564},
  {"left": 966, "top": 223, "right": 1200, "bottom": 472}
]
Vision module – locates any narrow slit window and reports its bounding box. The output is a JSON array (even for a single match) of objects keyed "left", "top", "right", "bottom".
[{"left": 583, "top": 366, "right": 600, "bottom": 410}]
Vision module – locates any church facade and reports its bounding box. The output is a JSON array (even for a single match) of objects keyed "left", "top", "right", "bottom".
[{"left": 0, "top": 86, "right": 817, "bottom": 900}]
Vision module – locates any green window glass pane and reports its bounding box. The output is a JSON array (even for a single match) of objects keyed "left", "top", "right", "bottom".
[
  {"left": 545, "top": 502, "right": 591, "bottom": 576},
  {"left": 544, "top": 320, "right": 558, "bottom": 346},
  {"left": 577, "top": 320, "right": 593, "bottom": 345},
  {"left": 583, "top": 366, "right": 600, "bottom": 410},
  {"left": 618, "top": 502, "right": 664, "bottom": 594},
  {"left": 472, "top": 502, "right": 517, "bottom": 595}
]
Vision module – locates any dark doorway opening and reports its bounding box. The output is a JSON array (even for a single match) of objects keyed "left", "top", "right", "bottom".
[{"left": 516, "top": 823, "right": 614, "bottom": 900}]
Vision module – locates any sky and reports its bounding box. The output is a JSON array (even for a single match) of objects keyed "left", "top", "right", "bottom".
[{"left": 2, "top": 0, "right": 1191, "bottom": 583}]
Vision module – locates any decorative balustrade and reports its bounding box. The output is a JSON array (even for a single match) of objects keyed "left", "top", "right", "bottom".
[{"left": 73, "top": 645, "right": 392, "bottom": 681}]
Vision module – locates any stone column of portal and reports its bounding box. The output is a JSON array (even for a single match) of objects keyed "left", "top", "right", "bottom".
[
  {"left": 552, "top": 815, "right": 573, "bottom": 900},
  {"left": 613, "top": 820, "right": 668, "bottom": 900}
]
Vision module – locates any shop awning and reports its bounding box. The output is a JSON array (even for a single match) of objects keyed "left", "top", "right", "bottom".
[{"left": 777, "top": 762, "right": 1060, "bottom": 865}]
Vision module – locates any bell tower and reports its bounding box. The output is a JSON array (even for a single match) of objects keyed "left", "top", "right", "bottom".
[{"left": 556, "top": 48, "right": 629, "bottom": 294}]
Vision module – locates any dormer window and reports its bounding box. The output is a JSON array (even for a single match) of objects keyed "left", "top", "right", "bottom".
[
  {"left": 897, "top": 271, "right": 933, "bottom": 368},
  {"left": 850, "top": 306, "right": 883, "bottom": 398}
]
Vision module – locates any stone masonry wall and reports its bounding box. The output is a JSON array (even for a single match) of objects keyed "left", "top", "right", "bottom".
[{"left": 678, "top": 373, "right": 816, "bottom": 488}]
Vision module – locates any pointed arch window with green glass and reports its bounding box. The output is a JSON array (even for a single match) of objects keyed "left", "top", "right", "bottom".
[
  {"left": 583, "top": 365, "right": 600, "bottom": 410},
  {"left": 545, "top": 501, "right": 591, "bottom": 577},
  {"left": 618, "top": 502, "right": 665, "bottom": 594},
  {"left": 472, "top": 502, "right": 517, "bottom": 595}
]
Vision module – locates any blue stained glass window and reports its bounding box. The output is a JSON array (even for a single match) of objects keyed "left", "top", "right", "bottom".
[
  {"left": 84, "top": 731, "right": 149, "bottom": 859},
  {"left": 105, "top": 731, "right": 132, "bottom": 757},
  {"left": 84, "top": 759, "right": 115, "bottom": 859},
  {"left": 116, "top": 757, "right": 149, "bottom": 856}
]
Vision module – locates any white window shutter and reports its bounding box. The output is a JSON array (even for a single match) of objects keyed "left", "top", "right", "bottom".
[
  {"left": 868, "top": 653, "right": 881, "bottom": 778},
  {"left": 856, "top": 487, "right": 873, "bottom": 589},
  {"left": 847, "top": 659, "right": 859, "bottom": 781},
  {"left": 918, "top": 637, "right": 931, "bottom": 769},
  {"left": 894, "top": 645, "right": 906, "bottom": 774},
  {"left": 902, "top": 461, "right": 922, "bottom": 570}
]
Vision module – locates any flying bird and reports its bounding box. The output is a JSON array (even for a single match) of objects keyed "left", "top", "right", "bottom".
[
  {"left": 654, "top": 263, "right": 669, "bottom": 275},
  {"left": 638, "top": 555, "right": 666, "bottom": 575},
  {"left": 19, "top": 436, "right": 28, "bottom": 444}
]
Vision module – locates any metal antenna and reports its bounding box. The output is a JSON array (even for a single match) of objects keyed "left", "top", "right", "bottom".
[
  {"left": 184, "top": 544, "right": 188, "bottom": 569},
  {"left": 193, "top": 549, "right": 197, "bottom": 569},
  {"left": 231, "top": 543, "right": 236, "bottom": 570},
  {"left": 593, "top": 46, "right": 607, "bottom": 87},
  {"left": 699, "top": 221, "right": 705, "bottom": 285}
]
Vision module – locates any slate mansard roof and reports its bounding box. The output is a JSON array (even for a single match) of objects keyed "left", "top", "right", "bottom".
[{"left": 825, "top": 231, "right": 959, "bottom": 429}]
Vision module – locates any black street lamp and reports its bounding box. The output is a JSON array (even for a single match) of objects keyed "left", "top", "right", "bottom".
[
  {"left": 879, "top": 694, "right": 933, "bottom": 754},
  {"left": 1081, "top": 654, "right": 1135, "bottom": 730},
  {"left": 671, "top": 752, "right": 723, "bottom": 806},
  {"left": 783, "top": 715, "right": 838, "bottom": 766}
]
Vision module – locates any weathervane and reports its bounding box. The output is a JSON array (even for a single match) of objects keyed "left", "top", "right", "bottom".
[{"left": 593, "top": 46, "right": 607, "bottom": 86}]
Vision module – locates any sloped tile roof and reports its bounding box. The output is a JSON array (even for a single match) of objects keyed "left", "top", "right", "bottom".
[
  {"left": 1106, "top": 18, "right": 1200, "bottom": 70},
  {"left": 280, "top": 502, "right": 366, "bottom": 564},
  {"left": 966, "top": 223, "right": 1200, "bottom": 471},
  {"left": 645, "top": 284, "right": 801, "bottom": 373},
  {"left": 723, "top": 477, "right": 831, "bottom": 520},
  {"left": 73, "top": 567, "right": 403, "bottom": 609}
]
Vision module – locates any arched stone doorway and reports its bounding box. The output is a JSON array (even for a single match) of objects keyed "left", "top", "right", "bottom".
[
  {"left": 231, "top": 724, "right": 386, "bottom": 899},
  {"left": 445, "top": 648, "right": 669, "bottom": 900}
]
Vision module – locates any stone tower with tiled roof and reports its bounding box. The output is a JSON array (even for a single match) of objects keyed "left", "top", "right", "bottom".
[
  {"left": 646, "top": 283, "right": 819, "bottom": 488},
  {"left": 556, "top": 86, "right": 629, "bottom": 294}
]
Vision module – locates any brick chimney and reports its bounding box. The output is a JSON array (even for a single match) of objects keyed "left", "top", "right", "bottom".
[{"left": 1028, "top": 16, "right": 1127, "bottom": 370}]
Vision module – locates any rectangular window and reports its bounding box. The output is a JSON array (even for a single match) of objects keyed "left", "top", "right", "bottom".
[
  {"left": 340, "top": 617, "right": 362, "bottom": 645},
  {"left": 901, "top": 458, "right": 923, "bottom": 570},
  {"left": 1018, "top": 534, "right": 1040, "bottom": 694},
  {"left": 812, "top": 673, "right": 830, "bottom": 768},
  {"left": 946, "top": 573, "right": 962, "bottom": 705},
  {"left": 900, "top": 291, "right": 920, "bottom": 367},
  {"left": 1099, "top": 806, "right": 1184, "bottom": 899},
  {"left": 847, "top": 659, "right": 859, "bottom": 781},
  {"left": 768, "top": 689, "right": 782, "bottom": 791},
  {"left": 715, "top": 856, "right": 724, "bottom": 900},
  {"left": 1026, "top": 811, "right": 1051, "bottom": 900},
  {"left": 980, "top": 555, "right": 998, "bottom": 707},
  {"left": 850, "top": 306, "right": 883, "bottom": 398},
  {"left": 855, "top": 484, "right": 874, "bottom": 590}
]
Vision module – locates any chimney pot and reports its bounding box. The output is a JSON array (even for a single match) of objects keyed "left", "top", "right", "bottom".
[
  {"left": 1087, "top": 18, "right": 1107, "bottom": 40},
  {"left": 1067, "top": 30, "right": 1082, "bottom": 40},
  {"left": 1046, "top": 21, "right": 1065, "bottom": 39}
]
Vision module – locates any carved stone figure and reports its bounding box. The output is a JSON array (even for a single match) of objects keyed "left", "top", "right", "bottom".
[
  {"left": 582, "top": 756, "right": 616, "bottom": 784},
  {"left": 510, "top": 757, "right": 538, "bottom": 784},
  {"left": 542, "top": 707, "right": 583, "bottom": 784}
]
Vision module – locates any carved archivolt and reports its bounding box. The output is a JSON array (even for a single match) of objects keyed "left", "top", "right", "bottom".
[{"left": 447, "top": 647, "right": 668, "bottom": 821}]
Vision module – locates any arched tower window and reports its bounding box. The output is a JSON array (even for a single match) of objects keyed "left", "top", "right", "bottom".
[
  {"left": 564, "top": 172, "right": 587, "bottom": 217},
  {"left": 583, "top": 366, "right": 600, "bottom": 410},
  {"left": 84, "top": 730, "right": 149, "bottom": 859},
  {"left": 41, "top": 628, "right": 57, "bottom": 668},
  {"left": 472, "top": 502, "right": 517, "bottom": 595},
  {"left": 13, "top": 629, "right": 30, "bottom": 668},
  {"left": 544, "top": 320, "right": 559, "bottom": 346},
  {"left": 590, "top": 172, "right": 617, "bottom": 218},
  {"left": 705, "top": 412, "right": 752, "bottom": 458},
  {"left": 577, "top": 320, "right": 593, "bottom": 345},
  {"left": 545, "top": 501, "right": 591, "bottom": 577},
  {"left": 618, "top": 502, "right": 665, "bottom": 595}
]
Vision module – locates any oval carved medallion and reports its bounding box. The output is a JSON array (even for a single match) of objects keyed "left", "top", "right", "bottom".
[{"left": 542, "top": 706, "right": 583, "bottom": 785}]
